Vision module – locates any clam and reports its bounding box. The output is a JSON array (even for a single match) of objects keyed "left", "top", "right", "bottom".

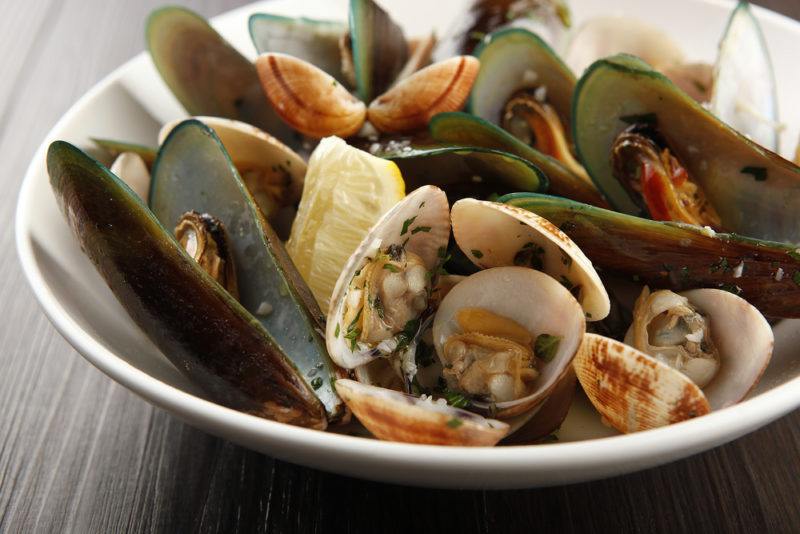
[
  {"left": 573, "top": 54, "right": 800, "bottom": 243},
  {"left": 574, "top": 334, "right": 711, "bottom": 433},
  {"left": 326, "top": 186, "right": 451, "bottom": 385},
  {"left": 711, "top": 1, "right": 779, "bottom": 151},
  {"left": 373, "top": 143, "right": 546, "bottom": 201},
  {"left": 432, "top": 267, "right": 585, "bottom": 418},
  {"left": 248, "top": 13, "right": 348, "bottom": 85},
  {"left": 430, "top": 112, "right": 607, "bottom": 207},
  {"left": 502, "top": 192, "right": 800, "bottom": 319},
  {"left": 503, "top": 368, "right": 576, "bottom": 444},
  {"left": 150, "top": 119, "right": 345, "bottom": 422},
  {"left": 255, "top": 53, "right": 367, "bottom": 139},
  {"left": 158, "top": 116, "right": 306, "bottom": 239},
  {"left": 109, "top": 152, "right": 150, "bottom": 201},
  {"left": 367, "top": 56, "right": 479, "bottom": 134},
  {"left": 335, "top": 379, "right": 509, "bottom": 446},
  {"left": 450, "top": 199, "right": 610, "bottom": 321},
  {"left": 146, "top": 7, "right": 294, "bottom": 145},
  {"left": 47, "top": 140, "right": 331, "bottom": 428},
  {"left": 93, "top": 138, "right": 156, "bottom": 166},
  {"left": 624, "top": 287, "right": 772, "bottom": 409}
]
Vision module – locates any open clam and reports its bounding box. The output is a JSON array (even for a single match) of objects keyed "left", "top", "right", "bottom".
[
  {"left": 326, "top": 186, "right": 451, "bottom": 385},
  {"left": 47, "top": 140, "right": 332, "bottom": 428},
  {"left": 149, "top": 119, "right": 344, "bottom": 422},
  {"left": 158, "top": 116, "right": 306, "bottom": 238},
  {"left": 502, "top": 192, "right": 800, "bottom": 319},
  {"left": 109, "top": 152, "right": 150, "bottom": 201},
  {"left": 450, "top": 199, "right": 609, "bottom": 321},
  {"left": 432, "top": 267, "right": 585, "bottom": 418},
  {"left": 573, "top": 54, "right": 800, "bottom": 243}
]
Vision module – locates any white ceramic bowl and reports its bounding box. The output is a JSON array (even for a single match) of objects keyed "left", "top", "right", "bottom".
[{"left": 15, "top": 0, "right": 800, "bottom": 489}]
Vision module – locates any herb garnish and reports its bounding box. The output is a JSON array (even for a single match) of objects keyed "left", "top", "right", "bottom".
[
  {"left": 395, "top": 318, "right": 421, "bottom": 352},
  {"left": 709, "top": 257, "right": 731, "bottom": 274},
  {"left": 334, "top": 323, "right": 340, "bottom": 337},
  {"left": 383, "top": 263, "right": 400, "bottom": 273},
  {"left": 310, "top": 377, "right": 323, "bottom": 390},
  {"left": 514, "top": 243, "right": 544, "bottom": 270},
  {"left": 344, "top": 307, "right": 363, "bottom": 350},
  {"left": 437, "top": 246, "right": 448, "bottom": 259},
  {"left": 443, "top": 389, "right": 470, "bottom": 409},
  {"left": 400, "top": 216, "right": 417, "bottom": 236},
  {"left": 535, "top": 334, "right": 562, "bottom": 362},
  {"left": 373, "top": 294, "right": 385, "bottom": 319},
  {"left": 741, "top": 166, "right": 767, "bottom": 182},
  {"left": 446, "top": 417, "right": 464, "bottom": 428},
  {"left": 788, "top": 250, "right": 800, "bottom": 261},
  {"left": 411, "top": 226, "right": 432, "bottom": 234},
  {"left": 471, "top": 249, "right": 484, "bottom": 259},
  {"left": 794, "top": 271, "right": 800, "bottom": 287}
]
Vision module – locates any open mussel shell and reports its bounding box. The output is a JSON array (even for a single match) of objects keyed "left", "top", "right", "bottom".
[
  {"left": 335, "top": 379, "right": 509, "bottom": 446},
  {"left": 248, "top": 14, "right": 348, "bottom": 85},
  {"left": 502, "top": 192, "right": 800, "bottom": 319},
  {"left": 146, "top": 7, "right": 295, "bottom": 146},
  {"left": 159, "top": 116, "right": 306, "bottom": 239},
  {"left": 149, "top": 120, "right": 344, "bottom": 422},
  {"left": 429, "top": 112, "right": 607, "bottom": 207},
  {"left": 574, "top": 334, "right": 711, "bottom": 434},
  {"left": 109, "top": 152, "right": 151, "bottom": 202},
  {"left": 367, "top": 56, "right": 479, "bottom": 134},
  {"left": 624, "top": 288, "right": 773, "bottom": 410},
  {"left": 47, "top": 141, "right": 328, "bottom": 428},
  {"left": 376, "top": 144, "right": 546, "bottom": 201},
  {"left": 573, "top": 54, "right": 800, "bottom": 243},
  {"left": 326, "top": 186, "right": 451, "bottom": 370},
  {"left": 468, "top": 28, "right": 575, "bottom": 129},
  {"left": 433, "top": 267, "right": 585, "bottom": 418},
  {"left": 711, "top": 1, "right": 779, "bottom": 151},
  {"left": 256, "top": 53, "right": 367, "bottom": 139},
  {"left": 451, "top": 199, "right": 609, "bottom": 320},
  {"left": 92, "top": 138, "right": 157, "bottom": 166},
  {"left": 349, "top": 0, "right": 408, "bottom": 102}
]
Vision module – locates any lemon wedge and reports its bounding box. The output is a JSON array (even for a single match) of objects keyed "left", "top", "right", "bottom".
[{"left": 287, "top": 137, "right": 405, "bottom": 312}]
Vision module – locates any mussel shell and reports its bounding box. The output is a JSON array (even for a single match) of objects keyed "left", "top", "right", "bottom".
[
  {"left": 335, "top": 379, "right": 509, "bottom": 446},
  {"left": 376, "top": 145, "right": 547, "bottom": 201},
  {"left": 468, "top": 28, "right": 575, "bottom": 129},
  {"left": 248, "top": 14, "right": 348, "bottom": 85},
  {"left": 450, "top": 199, "right": 609, "bottom": 320},
  {"left": 711, "top": 1, "right": 779, "bottom": 151},
  {"left": 47, "top": 141, "right": 327, "bottom": 428},
  {"left": 574, "top": 333, "right": 711, "bottom": 434},
  {"left": 429, "top": 112, "right": 607, "bottom": 207},
  {"left": 146, "top": 7, "right": 296, "bottom": 146},
  {"left": 573, "top": 54, "right": 800, "bottom": 243},
  {"left": 349, "top": 0, "right": 408, "bottom": 102},
  {"left": 502, "top": 192, "right": 800, "bottom": 319},
  {"left": 149, "top": 120, "right": 344, "bottom": 421},
  {"left": 432, "top": 267, "right": 585, "bottom": 418}
]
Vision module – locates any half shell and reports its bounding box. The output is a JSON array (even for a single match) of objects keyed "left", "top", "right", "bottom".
[{"left": 451, "top": 199, "right": 609, "bottom": 321}]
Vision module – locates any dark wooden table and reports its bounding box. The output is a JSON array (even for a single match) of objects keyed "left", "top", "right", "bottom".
[{"left": 3, "top": 0, "right": 800, "bottom": 532}]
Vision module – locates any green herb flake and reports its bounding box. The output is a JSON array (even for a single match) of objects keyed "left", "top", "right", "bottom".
[
  {"left": 419, "top": 201, "right": 426, "bottom": 208},
  {"left": 471, "top": 249, "right": 484, "bottom": 259},
  {"left": 535, "top": 334, "right": 562, "bottom": 362},
  {"left": 709, "top": 257, "right": 731, "bottom": 274},
  {"left": 411, "top": 225, "right": 432, "bottom": 234},
  {"left": 446, "top": 417, "right": 464, "bottom": 428},
  {"left": 443, "top": 389, "right": 470, "bottom": 409},
  {"left": 514, "top": 244, "right": 544, "bottom": 270},
  {"left": 620, "top": 112, "right": 657, "bottom": 125},
  {"left": 741, "top": 166, "right": 767, "bottom": 182},
  {"left": 437, "top": 246, "right": 448, "bottom": 259},
  {"left": 794, "top": 271, "right": 800, "bottom": 287},
  {"left": 310, "top": 377, "right": 323, "bottom": 390},
  {"left": 400, "top": 216, "right": 417, "bottom": 236},
  {"left": 383, "top": 263, "right": 400, "bottom": 273},
  {"left": 334, "top": 323, "right": 340, "bottom": 337},
  {"left": 788, "top": 250, "right": 800, "bottom": 261}
]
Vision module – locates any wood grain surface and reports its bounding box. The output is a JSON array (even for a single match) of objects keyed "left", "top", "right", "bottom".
[{"left": 2, "top": 1, "right": 799, "bottom": 532}]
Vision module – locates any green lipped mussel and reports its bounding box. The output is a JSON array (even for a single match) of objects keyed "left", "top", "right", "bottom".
[{"left": 47, "top": 141, "right": 328, "bottom": 428}]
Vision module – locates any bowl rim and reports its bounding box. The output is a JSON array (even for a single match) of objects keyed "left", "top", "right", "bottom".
[{"left": 14, "top": 0, "right": 800, "bottom": 481}]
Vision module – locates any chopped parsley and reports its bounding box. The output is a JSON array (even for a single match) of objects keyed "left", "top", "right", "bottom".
[
  {"left": 709, "top": 257, "right": 731, "bottom": 274},
  {"left": 310, "top": 377, "right": 323, "bottom": 390},
  {"left": 344, "top": 307, "right": 363, "bottom": 350},
  {"left": 334, "top": 323, "right": 340, "bottom": 337},
  {"left": 383, "top": 263, "right": 400, "bottom": 273},
  {"left": 514, "top": 243, "right": 544, "bottom": 270},
  {"left": 741, "top": 166, "right": 767, "bottom": 182},
  {"left": 794, "top": 271, "right": 800, "bottom": 287},
  {"left": 535, "top": 334, "right": 562, "bottom": 362},
  {"left": 400, "top": 216, "right": 417, "bottom": 236},
  {"left": 471, "top": 249, "right": 484, "bottom": 259},
  {"left": 443, "top": 389, "right": 470, "bottom": 409},
  {"left": 788, "top": 250, "right": 800, "bottom": 261},
  {"left": 411, "top": 225, "right": 432, "bottom": 234},
  {"left": 446, "top": 417, "right": 464, "bottom": 428},
  {"left": 437, "top": 246, "right": 448, "bottom": 259},
  {"left": 373, "top": 294, "right": 385, "bottom": 320}
]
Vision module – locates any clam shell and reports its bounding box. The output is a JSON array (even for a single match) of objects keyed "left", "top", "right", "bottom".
[
  {"left": 326, "top": 186, "right": 451, "bottom": 369},
  {"left": 574, "top": 333, "right": 711, "bottom": 434},
  {"left": 367, "top": 56, "right": 479, "bottom": 134},
  {"left": 255, "top": 53, "right": 367, "bottom": 138},
  {"left": 335, "top": 379, "right": 509, "bottom": 446},
  {"left": 432, "top": 267, "right": 585, "bottom": 418},
  {"left": 451, "top": 199, "right": 609, "bottom": 321},
  {"left": 624, "top": 288, "right": 773, "bottom": 410},
  {"left": 110, "top": 152, "right": 150, "bottom": 201},
  {"left": 503, "top": 368, "right": 577, "bottom": 444}
]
